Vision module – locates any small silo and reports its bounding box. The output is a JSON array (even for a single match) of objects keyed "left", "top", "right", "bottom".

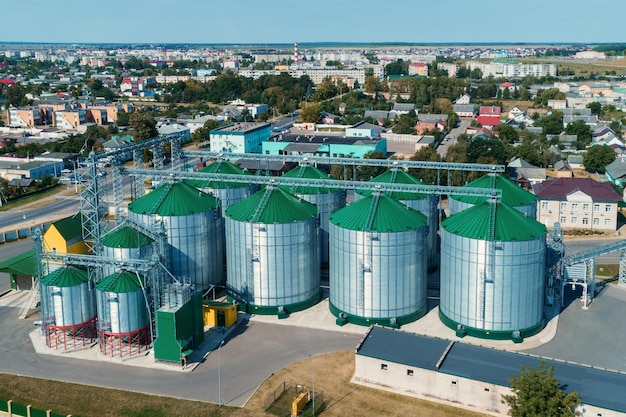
[
  {"left": 101, "top": 226, "right": 153, "bottom": 277},
  {"left": 359, "top": 168, "right": 438, "bottom": 269},
  {"left": 96, "top": 270, "right": 150, "bottom": 357},
  {"left": 225, "top": 185, "right": 320, "bottom": 316},
  {"left": 439, "top": 200, "right": 547, "bottom": 341},
  {"left": 128, "top": 182, "right": 223, "bottom": 291},
  {"left": 40, "top": 266, "right": 97, "bottom": 349},
  {"left": 448, "top": 174, "right": 538, "bottom": 219},
  {"left": 281, "top": 165, "right": 345, "bottom": 265},
  {"left": 329, "top": 192, "right": 428, "bottom": 327},
  {"left": 186, "top": 159, "right": 257, "bottom": 216}
]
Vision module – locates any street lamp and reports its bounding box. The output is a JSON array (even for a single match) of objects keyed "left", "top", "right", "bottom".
[{"left": 218, "top": 340, "right": 225, "bottom": 407}]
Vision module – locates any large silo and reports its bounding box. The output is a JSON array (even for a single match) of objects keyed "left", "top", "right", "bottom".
[
  {"left": 40, "top": 266, "right": 97, "bottom": 349},
  {"left": 359, "top": 168, "right": 439, "bottom": 269},
  {"left": 281, "top": 165, "right": 345, "bottom": 265},
  {"left": 128, "top": 182, "right": 223, "bottom": 291},
  {"left": 448, "top": 174, "right": 537, "bottom": 219},
  {"left": 329, "top": 192, "right": 428, "bottom": 327},
  {"left": 101, "top": 226, "right": 153, "bottom": 277},
  {"left": 439, "top": 200, "right": 547, "bottom": 341},
  {"left": 225, "top": 185, "right": 320, "bottom": 316},
  {"left": 186, "top": 159, "right": 257, "bottom": 216},
  {"left": 96, "top": 270, "right": 150, "bottom": 357}
]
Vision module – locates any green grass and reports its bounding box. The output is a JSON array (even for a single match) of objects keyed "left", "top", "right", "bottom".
[{"left": 0, "top": 185, "right": 64, "bottom": 212}]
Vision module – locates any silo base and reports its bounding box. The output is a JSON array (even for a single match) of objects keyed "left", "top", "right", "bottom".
[
  {"left": 329, "top": 302, "right": 426, "bottom": 328},
  {"left": 438, "top": 309, "right": 545, "bottom": 341},
  {"left": 44, "top": 317, "right": 98, "bottom": 350},
  {"left": 227, "top": 291, "right": 322, "bottom": 316}
]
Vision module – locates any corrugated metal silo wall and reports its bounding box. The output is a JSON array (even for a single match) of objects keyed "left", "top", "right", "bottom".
[
  {"left": 225, "top": 217, "right": 320, "bottom": 307},
  {"left": 329, "top": 224, "right": 427, "bottom": 320},
  {"left": 439, "top": 229, "right": 545, "bottom": 332},
  {"left": 101, "top": 245, "right": 152, "bottom": 278},
  {"left": 297, "top": 190, "right": 345, "bottom": 265},
  {"left": 447, "top": 198, "right": 472, "bottom": 216},
  {"left": 97, "top": 289, "right": 149, "bottom": 334},
  {"left": 402, "top": 195, "right": 439, "bottom": 269},
  {"left": 129, "top": 210, "right": 224, "bottom": 291},
  {"left": 43, "top": 282, "right": 96, "bottom": 327}
]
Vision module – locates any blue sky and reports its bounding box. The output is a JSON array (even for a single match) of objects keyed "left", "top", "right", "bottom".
[{"left": 1, "top": 0, "right": 623, "bottom": 45}]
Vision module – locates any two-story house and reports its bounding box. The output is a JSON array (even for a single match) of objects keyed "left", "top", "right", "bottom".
[{"left": 534, "top": 177, "right": 622, "bottom": 232}]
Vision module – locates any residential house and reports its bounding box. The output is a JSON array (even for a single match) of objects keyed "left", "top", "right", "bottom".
[
  {"left": 534, "top": 177, "right": 621, "bottom": 232},
  {"left": 157, "top": 123, "right": 191, "bottom": 142},
  {"left": 567, "top": 154, "right": 584, "bottom": 169},
  {"left": 605, "top": 155, "right": 626, "bottom": 187},
  {"left": 418, "top": 114, "right": 448, "bottom": 124},
  {"left": 346, "top": 121, "right": 385, "bottom": 138},
  {"left": 553, "top": 160, "right": 573, "bottom": 178},
  {"left": 408, "top": 62, "right": 428, "bottom": 77},
  {"left": 476, "top": 106, "right": 501, "bottom": 127},
  {"left": 507, "top": 157, "right": 547, "bottom": 189},
  {"left": 414, "top": 121, "right": 435, "bottom": 135},
  {"left": 354, "top": 326, "right": 626, "bottom": 417},
  {"left": 454, "top": 94, "right": 471, "bottom": 105},
  {"left": 592, "top": 127, "right": 622, "bottom": 147},
  {"left": 390, "top": 103, "right": 415, "bottom": 119},
  {"left": 452, "top": 104, "right": 476, "bottom": 118},
  {"left": 547, "top": 99, "right": 567, "bottom": 109}
]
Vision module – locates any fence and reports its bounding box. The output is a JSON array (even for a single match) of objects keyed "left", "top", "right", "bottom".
[
  {"left": 0, "top": 399, "right": 70, "bottom": 417},
  {"left": 0, "top": 223, "right": 51, "bottom": 245},
  {"left": 264, "top": 381, "right": 324, "bottom": 417}
]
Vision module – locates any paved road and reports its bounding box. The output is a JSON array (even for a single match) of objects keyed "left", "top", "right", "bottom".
[
  {"left": 437, "top": 118, "right": 471, "bottom": 157},
  {"left": 0, "top": 307, "right": 359, "bottom": 407}
]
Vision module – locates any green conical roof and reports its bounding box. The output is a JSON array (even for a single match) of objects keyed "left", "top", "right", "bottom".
[
  {"left": 451, "top": 174, "right": 537, "bottom": 206},
  {"left": 186, "top": 160, "right": 251, "bottom": 190},
  {"left": 358, "top": 169, "right": 428, "bottom": 200},
  {"left": 225, "top": 186, "right": 317, "bottom": 224},
  {"left": 441, "top": 200, "right": 546, "bottom": 241},
  {"left": 280, "top": 165, "right": 339, "bottom": 195},
  {"left": 41, "top": 266, "right": 88, "bottom": 288},
  {"left": 128, "top": 182, "right": 219, "bottom": 216},
  {"left": 330, "top": 193, "right": 427, "bottom": 232},
  {"left": 101, "top": 226, "right": 153, "bottom": 248},
  {"left": 96, "top": 271, "right": 144, "bottom": 293}
]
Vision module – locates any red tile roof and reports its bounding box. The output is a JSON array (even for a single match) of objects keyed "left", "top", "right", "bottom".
[
  {"left": 479, "top": 106, "right": 501, "bottom": 115},
  {"left": 533, "top": 177, "right": 621, "bottom": 202},
  {"left": 476, "top": 115, "right": 501, "bottom": 126}
]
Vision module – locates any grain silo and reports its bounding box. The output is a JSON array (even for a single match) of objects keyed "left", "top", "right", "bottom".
[
  {"left": 101, "top": 226, "right": 153, "bottom": 277},
  {"left": 281, "top": 165, "right": 345, "bottom": 265},
  {"left": 128, "top": 182, "right": 223, "bottom": 291},
  {"left": 96, "top": 270, "right": 150, "bottom": 357},
  {"left": 329, "top": 192, "right": 428, "bottom": 327},
  {"left": 448, "top": 174, "right": 537, "bottom": 219},
  {"left": 40, "top": 266, "right": 97, "bottom": 350},
  {"left": 439, "top": 200, "right": 547, "bottom": 341},
  {"left": 359, "top": 168, "right": 439, "bottom": 269},
  {"left": 186, "top": 159, "right": 257, "bottom": 216},
  {"left": 224, "top": 185, "right": 320, "bottom": 316}
]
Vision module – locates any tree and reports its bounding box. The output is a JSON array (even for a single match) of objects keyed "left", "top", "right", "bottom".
[
  {"left": 494, "top": 124, "right": 520, "bottom": 144},
  {"left": 583, "top": 145, "right": 617, "bottom": 173},
  {"left": 299, "top": 102, "right": 322, "bottom": 123},
  {"left": 191, "top": 119, "right": 219, "bottom": 143},
  {"left": 5, "top": 83, "right": 28, "bottom": 107},
  {"left": 466, "top": 136, "right": 509, "bottom": 165},
  {"left": 129, "top": 111, "right": 158, "bottom": 141},
  {"left": 356, "top": 150, "right": 386, "bottom": 180},
  {"left": 534, "top": 88, "right": 566, "bottom": 107},
  {"left": 539, "top": 111, "right": 564, "bottom": 135},
  {"left": 587, "top": 102, "right": 602, "bottom": 116},
  {"left": 502, "top": 361, "right": 581, "bottom": 417},
  {"left": 565, "top": 120, "right": 592, "bottom": 149}
]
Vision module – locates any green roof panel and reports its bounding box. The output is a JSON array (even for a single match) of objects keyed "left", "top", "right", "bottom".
[
  {"left": 280, "top": 165, "right": 339, "bottom": 194},
  {"left": 50, "top": 214, "right": 84, "bottom": 241},
  {"left": 225, "top": 186, "right": 317, "bottom": 224},
  {"left": 41, "top": 266, "right": 88, "bottom": 288},
  {"left": 0, "top": 249, "right": 37, "bottom": 276},
  {"left": 185, "top": 160, "right": 251, "bottom": 190},
  {"left": 358, "top": 169, "right": 428, "bottom": 200},
  {"left": 441, "top": 201, "right": 546, "bottom": 241},
  {"left": 128, "top": 182, "right": 219, "bottom": 216},
  {"left": 101, "top": 226, "right": 153, "bottom": 248},
  {"left": 96, "top": 271, "right": 144, "bottom": 293},
  {"left": 330, "top": 193, "right": 427, "bottom": 232},
  {"left": 451, "top": 174, "right": 537, "bottom": 206}
]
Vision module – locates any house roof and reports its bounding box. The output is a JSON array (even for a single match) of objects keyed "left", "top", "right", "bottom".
[
  {"left": 479, "top": 106, "right": 501, "bottom": 115},
  {"left": 605, "top": 156, "right": 626, "bottom": 180},
  {"left": 508, "top": 158, "right": 536, "bottom": 169},
  {"left": 453, "top": 104, "right": 476, "bottom": 113},
  {"left": 476, "top": 115, "right": 501, "bottom": 126},
  {"left": 49, "top": 214, "right": 83, "bottom": 242},
  {"left": 534, "top": 177, "right": 622, "bottom": 202},
  {"left": 418, "top": 114, "right": 448, "bottom": 123},
  {"left": 554, "top": 160, "right": 572, "bottom": 171},
  {"left": 0, "top": 249, "right": 37, "bottom": 276},
  {"left": 356, "top": 326, "right": 626, "bottom": 414}
]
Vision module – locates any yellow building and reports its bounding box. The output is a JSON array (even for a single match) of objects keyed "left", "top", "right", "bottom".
[
  {"left": 202, "top": 301, "right": 238, "bottom": 328},
  {"left": 43, "top": 214, "right": 90, "bottom": 267}
]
